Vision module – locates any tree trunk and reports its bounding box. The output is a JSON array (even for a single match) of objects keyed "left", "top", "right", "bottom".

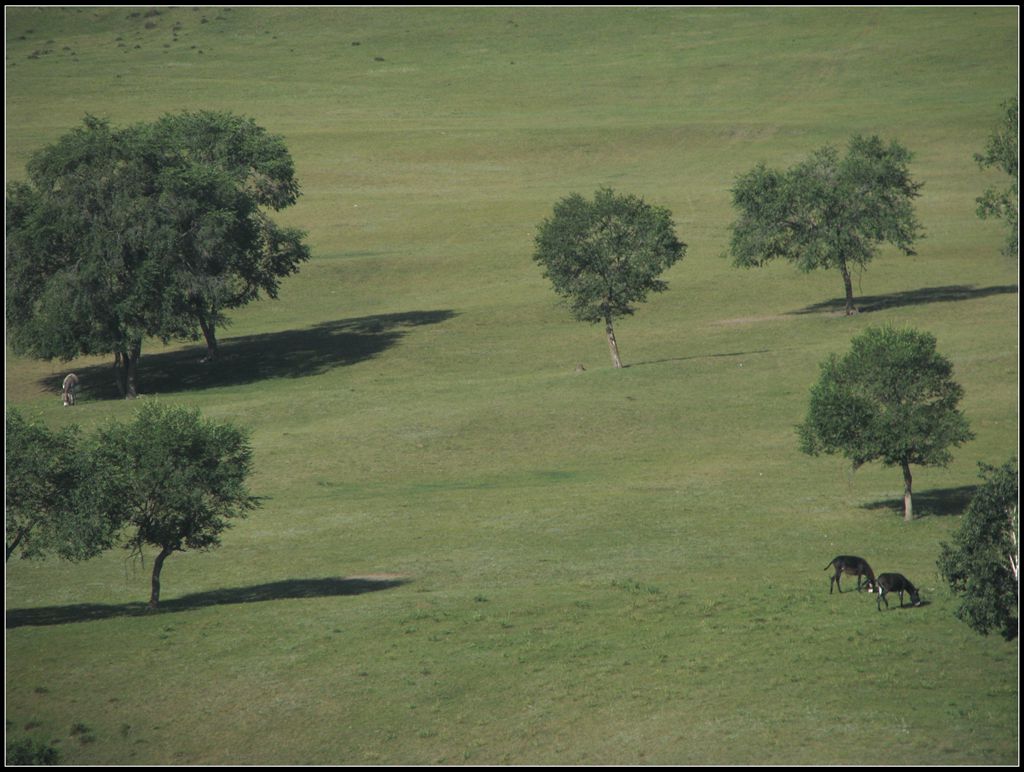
[
  {"left": 604, "top": 314, "right": 623, "bottom": 369},
  {"left": 6, "top": 529, "right": 27, "bottom": 561},
  {"left": 113, "top": 343, "right": 141, "bottom": 398},
  {"left": 113, "top": 351, "right": 126, "bottom": 398},
  {"left": 901, "top": 460, "right": 914, "bottom": 521},
  {"left": 1008, "top": 504, "right": 1019, "bottom": 582},
  {"left": 124, "top": 341, "right": 141, "bottom": 399},
  {"left": 198, "top": 315, "right": 218, "bottom": 362},
  {"left": 149, "top": 546, "right": 174, "bottom": 609},
  {"left": 840, "top": 259, "right": 857, "bottom": 316}
]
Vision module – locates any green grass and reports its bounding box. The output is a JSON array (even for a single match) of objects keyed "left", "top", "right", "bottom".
[{"left": 5, "top": 7, "right": 1018, "bottom": 765}]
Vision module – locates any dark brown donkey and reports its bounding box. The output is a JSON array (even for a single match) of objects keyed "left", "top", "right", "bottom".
[
  {"left": 824, "top": 555, "right": 876, "bottom": 594},
  {"left": 874, "top": 572, "right": 922, "bottom": 610}
]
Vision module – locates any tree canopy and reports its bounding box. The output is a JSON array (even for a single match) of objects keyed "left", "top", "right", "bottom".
[
  {"left": 797, "top": 325, "right": 974, "bottom": 520},
  {"left": 533, "top": 187, "right": 685, "bottom": 367},
  {"left": 92, "top": 401, "right": 261, "bottom": 608},
  {"left": 145, "top": 110, "right": 311, "bottom": 360},
  {"left": 5, "top": 111, "right": 310, "bottom": 398},
  {"left": 938, "top": 458, "right": 1019, "bottom": 640},
  {"left": 5, "top": 407, "right": 121, "bottom": 562},
  {"left": 6, "top": 116, "right": 170, "bottom": 397},
  {"left": 727, "top": 134, "right": 923, "bottom": 315},
  {"left": 974, "top": 98, "right": 1019, "bottom": 256}
]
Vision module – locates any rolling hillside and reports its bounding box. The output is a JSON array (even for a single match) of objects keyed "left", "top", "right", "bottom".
[{"left": 5, "top": 7, "right": 1018, "bottom": 765}]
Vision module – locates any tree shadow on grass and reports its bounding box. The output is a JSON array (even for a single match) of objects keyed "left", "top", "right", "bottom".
[
  {"left": 38, "top": 310, "right": 458, "bottom": 401},
  {"left": 5, "top": 576, "right": 409, "bottom": 628},
  {"left": 861, "top": 485, "right": 978, "bottom": 518},
  {"left": 625, "top": 349, "right": 771, "bottom": 368},
  {"left": 881, "top": 599, "right": 932, "bottom": 611},
  {"left": 789, "top": 284, "right": 1017, "bottom": 316}
]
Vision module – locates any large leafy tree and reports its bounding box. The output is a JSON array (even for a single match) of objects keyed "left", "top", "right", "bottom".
[
  {"left": 974, "top": 98, "right": 1018, "bottom": 257},
  {"left": 533, "top": 187, "right": 686, "bottom": 368},
  {"left": 5, "top": 407, "right": 122, "bottom": 562},
  {"left": 727, "top": 135, "right": 923, "bottom": 315},
  {"left": 938, "top": 458, "right": 1018, "bottom": 640},
  {"left": 146, "top": 110, "right": 311, "bottom": 360},
  {"left": 6, "top": 111, "right": 310, "bottom": 397},
  {"left": 93, "top": 402, "right": 260, "bottom": 608},
  {"left": 797, "top": 325, "right": 974, "bottom": 521},
  {"left": 6, "top": 116, "right": 176, "bottom": 398}
]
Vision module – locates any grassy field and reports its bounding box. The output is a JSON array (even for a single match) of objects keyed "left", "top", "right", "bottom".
[{"left": 5, "top": 7, "right": 1018, "bottom": 765}]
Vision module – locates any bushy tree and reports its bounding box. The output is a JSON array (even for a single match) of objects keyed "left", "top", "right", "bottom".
[
  {"left": 5, "top": 408, "right": 121, "bottom": 562},
  {"left": 6, "top": 111, "right": 310, "bottom": 397},
  {"left": 6, "top": 116, "right": 171, "bottom": 398},
  {"left": 533, "top": 187, "right": 685, "bottom": 367},
  {"left": 797, "top": 325, "right": 973, "bottom": 520},
  {"left": 145, "top": 110, "right": 311, "bottom": 360},
  {"left": 974, "top": 98, "right": 1018, "bottom": 256},
  {"left": 727, "top": 135, "right": 923, "bottom": 315},
  {"left": 93, "top": 402, "right": 260, "bottom": 608},
  {"left": 938, "top": 458, "right": 1018, "bottom": 640}
]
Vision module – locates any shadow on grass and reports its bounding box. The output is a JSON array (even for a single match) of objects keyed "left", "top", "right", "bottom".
[
  {"left": 38, "top": 310, "right": 458, "bottom": 401},
  {"left": 625, "top": 349, "right": 771, "bottom": 368},
  {"left": 879, "top": 599, "right": 932, "bottom": 611},
  {"left": 861, "top": 485, "right": 978, "bottom": 518},
  {"left": 5, "top": 576, "right": 410, "bottom": 628},
  {"left": 789, "top": 284, "right": 1017, "bottom": 316}
]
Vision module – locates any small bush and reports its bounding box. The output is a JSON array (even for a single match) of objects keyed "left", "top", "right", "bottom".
[
  {"left": 70, "top": 722, "right": 96, "bottom": 744},
  {"left": 6, "top": 737, "right": 59, "bottom": 766}
]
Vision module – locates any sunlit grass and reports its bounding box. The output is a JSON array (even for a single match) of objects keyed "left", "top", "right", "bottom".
[{"left": 5, "top": 6, "right": 1017, "bottom": 765}]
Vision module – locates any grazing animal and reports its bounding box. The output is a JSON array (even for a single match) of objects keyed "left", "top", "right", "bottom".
[
  {"left": 824, "top": 555, "right": 876, "bottom": 594},
  {"left": 875, "top": 572, "right": 922, "bottom": 610},
  {"left": 61, "top": 373, "right": 79, "bottom": 406}
]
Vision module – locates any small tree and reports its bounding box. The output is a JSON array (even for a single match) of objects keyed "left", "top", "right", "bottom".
[
  {"left": 727, "top": 135, "right": 923, "bottom": 315},
  {"left": 974, "top": 98, "right": 1019, "bottom": 257},
  {"left": 938, "top": 458, "right": 1019, "bottom": 640},
  {"left": 5, "top": 408, "right": 120, "bottom": 562},
  {"left": 797, "top": 325, "right": 974, "bottom": 521},
  {"left": 533, "top": 187, "right": 685, "bottom": 368},
  {"left": 94, "top": 402, "right": 260, "bottom": 608}
]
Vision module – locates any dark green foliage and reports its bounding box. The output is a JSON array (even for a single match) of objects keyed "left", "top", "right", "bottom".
[
  {"left": 533, "top": 187, "right": 685, "bottom": 366},
  {"left": 797, "top": 325, "right": 974, "bottom": 519},
  {"left": 798, "top": 325, "right": 971, "bottom": 466},
  {"left": 5, "top": 116, "right": 167, "bottom": 385},
  {"left": 727, "top": 135, "right": 923, "bottom": 314},
  {"left": 6, "top": 737, "right": 59, "bottom": 766},
  {"left": 93, "top": 402, "right": 260, "bottom": 606},
  {"left": 5, "top": 401, "right": 258, "bottom": 607},
  {"left": 5, "top": 408, "right": 121, "bottom": 562},
  {"left": 144, "top": 110, "right": 311, "bottom": 359},
  {"left": 938, "top": 459, "right": 1019, "bottom": 640},
  {"left": 974, "top": 98, "right": 1018, "bottom": 256},
  {"left": 5, "top": 111, "right": 310, "bottom": 397},
  {"left": 534, "top": 187, "right": 685, "bottom": 324}
]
